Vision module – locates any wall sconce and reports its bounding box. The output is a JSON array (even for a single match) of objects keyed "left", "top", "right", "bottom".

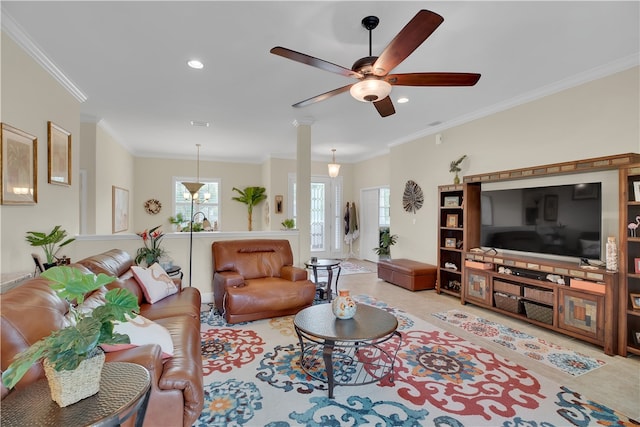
[{"left": 328, "top": 149, "right": 340, "bottom": 178}]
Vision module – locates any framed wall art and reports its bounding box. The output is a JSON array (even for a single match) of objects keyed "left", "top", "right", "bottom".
[
  {"left": 1, "top": 123, "right": 37, "bottom": 205},
  {"left": 112, "top": 186, "right": 129, "bottom": 233},
  {"left": 275, "top": 195, "right": 283, "bottom": 214},
  {"left": 47, "top": 121, "right": 71, "bottom": 186}
]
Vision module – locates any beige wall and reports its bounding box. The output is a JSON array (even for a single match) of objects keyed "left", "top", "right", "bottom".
[
  {"left": 387, "top": 67, "right": 639, "bottom": 264},
  {"left": 1, "top": 34, "right": 81, "bottom": 274}
]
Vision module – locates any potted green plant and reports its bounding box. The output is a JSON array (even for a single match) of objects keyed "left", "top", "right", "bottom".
[
  {"left": 231, "top": 186, "right": 267, "bottom": 231},
  {"left": 449, "top": 154, "right": 467, "bottom": 185},
  {"left": 281, "top": 218, "right": 296, "bottom": 230},
  {"left": 374, "top": 227, "right": 398, "bottom": 260},
  {"left": 2, "top": 266, "right": 139, "bottom": 406},
  {"left": 135, "top": 225, "right": 166, "bottom": 266},
  {"left": 25, "top": 225, "right": 75, "bottom": 268},
  {"left": 168, "top": 213, "right": 187, "bottom": 231}
]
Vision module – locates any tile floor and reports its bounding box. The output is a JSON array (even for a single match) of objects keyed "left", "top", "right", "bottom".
[{"left": 334, "top": 260, "right": 640, "bottom": 420}]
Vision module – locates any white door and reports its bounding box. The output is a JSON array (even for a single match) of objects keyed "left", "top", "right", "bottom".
[{"left": 289, "top": 175, "right": 343, "bottom": 259}]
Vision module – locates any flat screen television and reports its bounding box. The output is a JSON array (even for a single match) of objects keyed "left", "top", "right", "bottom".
[{"left": 480, "top": 182, "right": 602, "bottom": 260}]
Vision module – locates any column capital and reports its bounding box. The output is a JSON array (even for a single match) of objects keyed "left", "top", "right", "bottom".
[{"left": 292, "top": 117, "right": 315, "bottom": 127}]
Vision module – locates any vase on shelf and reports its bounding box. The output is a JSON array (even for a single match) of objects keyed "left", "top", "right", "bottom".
[
  {"left": 453, "top": 173, "right": 460, "bottom": 185},
  {"left": 332, "top": 289, "right": 357, "bottom": 319}
]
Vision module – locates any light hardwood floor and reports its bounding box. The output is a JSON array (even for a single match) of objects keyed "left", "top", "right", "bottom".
[{"left": 335, "top": 260, "right": 640, "bottom": 420}]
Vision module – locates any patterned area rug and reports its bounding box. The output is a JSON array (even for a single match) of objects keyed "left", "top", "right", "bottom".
[
  {"left": 432, "top": 309, "right": 606, "bottom": 377},
  {"left": 195, "top": 296, "right": 635, "bottom": 426}
]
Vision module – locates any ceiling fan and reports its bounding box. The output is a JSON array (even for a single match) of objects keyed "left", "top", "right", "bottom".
[{"left": 270, "top": 9, "right": 481, "bottom": 117}]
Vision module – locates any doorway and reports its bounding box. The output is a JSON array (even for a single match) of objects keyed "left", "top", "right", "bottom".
[{"left": 360, "top": 187, "right": 390, "bottom": 262}]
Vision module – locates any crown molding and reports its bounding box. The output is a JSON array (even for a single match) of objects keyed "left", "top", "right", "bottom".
[
  {"left": 1, "top": 8, "right": 87, "bottom": 103},
  {"left": 388, "top": 54, "right": 640, "bottom": 150}
]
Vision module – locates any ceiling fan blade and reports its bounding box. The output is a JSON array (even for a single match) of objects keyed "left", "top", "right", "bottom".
[
  {"left": 373, "top": 96, "right": 395, "bottom": 117},
  {"left": 372, "top": 10, "right": 444, "bottom": 77},
  {"left": 270, "top": 47, "right": 362, "bottom": 78},
  {"left": 386, "top": 72, "right": 481, "bottom": 86},
  {"left": 292, "top": 84, "right": 353, "bottom": 108}
]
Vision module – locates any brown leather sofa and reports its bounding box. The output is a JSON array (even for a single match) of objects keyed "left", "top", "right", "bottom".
[
  {"left": 212, "top": 239, "right": 316, "bottom": 324},
  {"left": 1, "top": 249, "right": 203, "bottom": 427}
]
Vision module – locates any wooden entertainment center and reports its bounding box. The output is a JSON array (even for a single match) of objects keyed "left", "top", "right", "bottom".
[{"left": 436, "top": 153, "right": 640, "bottom": 356}]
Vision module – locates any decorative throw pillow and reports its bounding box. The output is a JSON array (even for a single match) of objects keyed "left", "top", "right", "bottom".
[
  {"left": 101, "top": 314, "right": 174, "bottom": 359},
  {"left": 131, "top": 263, "right": 178, "bottom": 304}
]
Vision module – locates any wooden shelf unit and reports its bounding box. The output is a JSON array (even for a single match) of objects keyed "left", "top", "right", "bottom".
[
  {"left": 436, "top": 153, "right": 638, "bottom": 355},
  {"left": 436, "top": 183, "right": 480, "bottom": 297},
  {"left": 463, "top": 252, "right": 617, "bottom": 355},
  {"left": 618, "top": 163, "right": 640, "bottom": 356}
]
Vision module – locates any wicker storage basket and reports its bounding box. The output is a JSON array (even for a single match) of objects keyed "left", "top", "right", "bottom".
[
  {"left": 523, "top": 301, "right": 553, "bottom": 325},
  {"left": 494, "top": 280, "right": 522, "bottom": 296},
  {"left": 494, "top": 292, "right": 522, "bottom": 314},
  {"left": 43, "top": 350, "right": 105, "bottom": 407},
  {"left": 524, "top": 286, "right": 554, "bottom": 305}
]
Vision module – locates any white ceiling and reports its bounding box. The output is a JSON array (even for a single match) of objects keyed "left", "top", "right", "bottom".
[{"left": 2, "top": 1, "right": 639, "bottom": 164}]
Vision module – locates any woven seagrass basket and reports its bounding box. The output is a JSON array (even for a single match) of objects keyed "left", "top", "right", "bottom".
[{"left": 43, "top": 350, "right": 105, "bottom": 407}]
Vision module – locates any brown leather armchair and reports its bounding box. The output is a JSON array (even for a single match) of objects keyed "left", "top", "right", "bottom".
[{"left": 212, "top": 239, "right": 316, "bottom": 324}]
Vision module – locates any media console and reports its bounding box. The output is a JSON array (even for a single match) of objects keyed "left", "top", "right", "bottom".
[{"left": 462, "top": 247, "right": 618, "bottom": 355}]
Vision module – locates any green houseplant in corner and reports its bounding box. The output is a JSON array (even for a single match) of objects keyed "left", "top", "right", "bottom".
[
  {"left": 231, "top": 186, "right": 267, "bottom": 231},
  {"left": 25, "top": 225, "right": 75, "bottom": 268},
  {"left": 2, "top": 266, "right": 139, "bottom": 406},
  {"left": 374, "top": 227, "right": 398, "bottom": 260}
]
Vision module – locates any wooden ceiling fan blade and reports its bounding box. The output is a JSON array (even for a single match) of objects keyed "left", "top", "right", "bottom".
[
  {"left": 270, "top": 47, "right": 362, "bottom": 78},
  {"left": 372, "top": 10, "right": 444, "bottom": 77},
  {"left": 292, "top": 84, "right": 353, "bottom": 108},
  {"left": 373, "top": 96, "right": 395, "bottom": 117},
  {"left": 387, "top": 72, "right": 481, "bottom": 86}
]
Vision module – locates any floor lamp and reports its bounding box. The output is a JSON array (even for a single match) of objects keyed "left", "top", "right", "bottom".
[{"left": 182, "top": 183, "right": 204, "bottom": 287}]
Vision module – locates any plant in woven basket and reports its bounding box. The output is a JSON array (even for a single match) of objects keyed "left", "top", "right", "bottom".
[{"left": 2, "top": 266, "right": 140, "bottom": 394}]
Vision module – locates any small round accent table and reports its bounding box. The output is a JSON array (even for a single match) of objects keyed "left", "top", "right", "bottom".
[
  {"left": 1, "top": 362, "right": 151, "bottom": 427},
  {"left": 304, "top": 258, "right": 341, "bottom": 301},
  {"left": 294, "top": 303, "right": 402, "bottom": 398}
]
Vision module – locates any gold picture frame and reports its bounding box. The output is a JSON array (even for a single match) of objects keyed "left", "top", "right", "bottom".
[
  {"left": 630, "top": 293, "right": 640, "bottom": 311},
  {"left": 446, "top": 214, "right": 458, "bottom": 228},
  {"left": 1, "top": 123, "right": 37, "bottom": 205},
  {"left": 112, "top": 186, "right": 129, "bottom": 233},
  {"left": 47, "top": 121, "right": 71, "bottom": 186},
  {"left": 445, "top": 237, "right": 457, "bottom": 248}
]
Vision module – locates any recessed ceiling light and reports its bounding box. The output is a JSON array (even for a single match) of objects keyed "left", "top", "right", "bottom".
[
  {"left": 187, "top": 59, "right": 204, "bottom": 69},
  {"left": 190, "top": 120, "right": 210, "bottom": 127},
  {"left": 397, "top": 97, "right": 409, "bottom": 104}
]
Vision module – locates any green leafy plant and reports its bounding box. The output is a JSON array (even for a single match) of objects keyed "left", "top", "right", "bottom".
[
  {"left": 25, "top": 225, "right": 75, "bottom": 265},
  {"left": 2, "top": 266, "right": 139, "bottom": 390},
  {"left": 281, "top": 218, "right": 296, "bottom": 229},
  {"left": 231, "top": 186, "right": 267, "bottom": 231},
  {"left": 374, "top": 227, "right": 398, "bottom": 258},
  {"left": 449, "top": 155, "right": 467, "bottom": 184},
  {"left": 135, "top": 225, "right": 166, "bottom": 265},
  {"left": 168, "top": 213, "right": 187, "bottom": 231}
]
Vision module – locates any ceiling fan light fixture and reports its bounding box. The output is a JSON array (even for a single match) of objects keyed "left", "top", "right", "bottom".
[{"left": 350, "top": 78, "right": 392, "bottom": 103}]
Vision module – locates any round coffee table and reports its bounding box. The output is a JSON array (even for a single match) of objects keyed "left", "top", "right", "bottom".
[{"left": 294, "top": 303, "right": 401, "bottom": 398}]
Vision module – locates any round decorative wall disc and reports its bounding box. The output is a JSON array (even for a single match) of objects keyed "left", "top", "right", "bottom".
[
  {"left": 144, "top": 199, "right": 162, "bottom": 215},
  {"left": 403, "top": 180, "right": 424, "bottom": 213}
]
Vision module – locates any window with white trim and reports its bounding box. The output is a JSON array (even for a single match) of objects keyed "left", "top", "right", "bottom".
[{"left": 173, "top": 177, "right": 220, "bottom": 227}]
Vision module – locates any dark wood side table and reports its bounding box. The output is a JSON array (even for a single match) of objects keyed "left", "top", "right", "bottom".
[
  {"left": 1, "top": 362, "right": 151, "bottom": 427},
  {"left": 304, "top": 259, "right": 341, "bottom": 301}
]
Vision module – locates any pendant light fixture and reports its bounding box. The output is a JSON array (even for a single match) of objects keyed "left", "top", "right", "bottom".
[{"left": 328, "top": 148, "right": 341, "bottom": 178}]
